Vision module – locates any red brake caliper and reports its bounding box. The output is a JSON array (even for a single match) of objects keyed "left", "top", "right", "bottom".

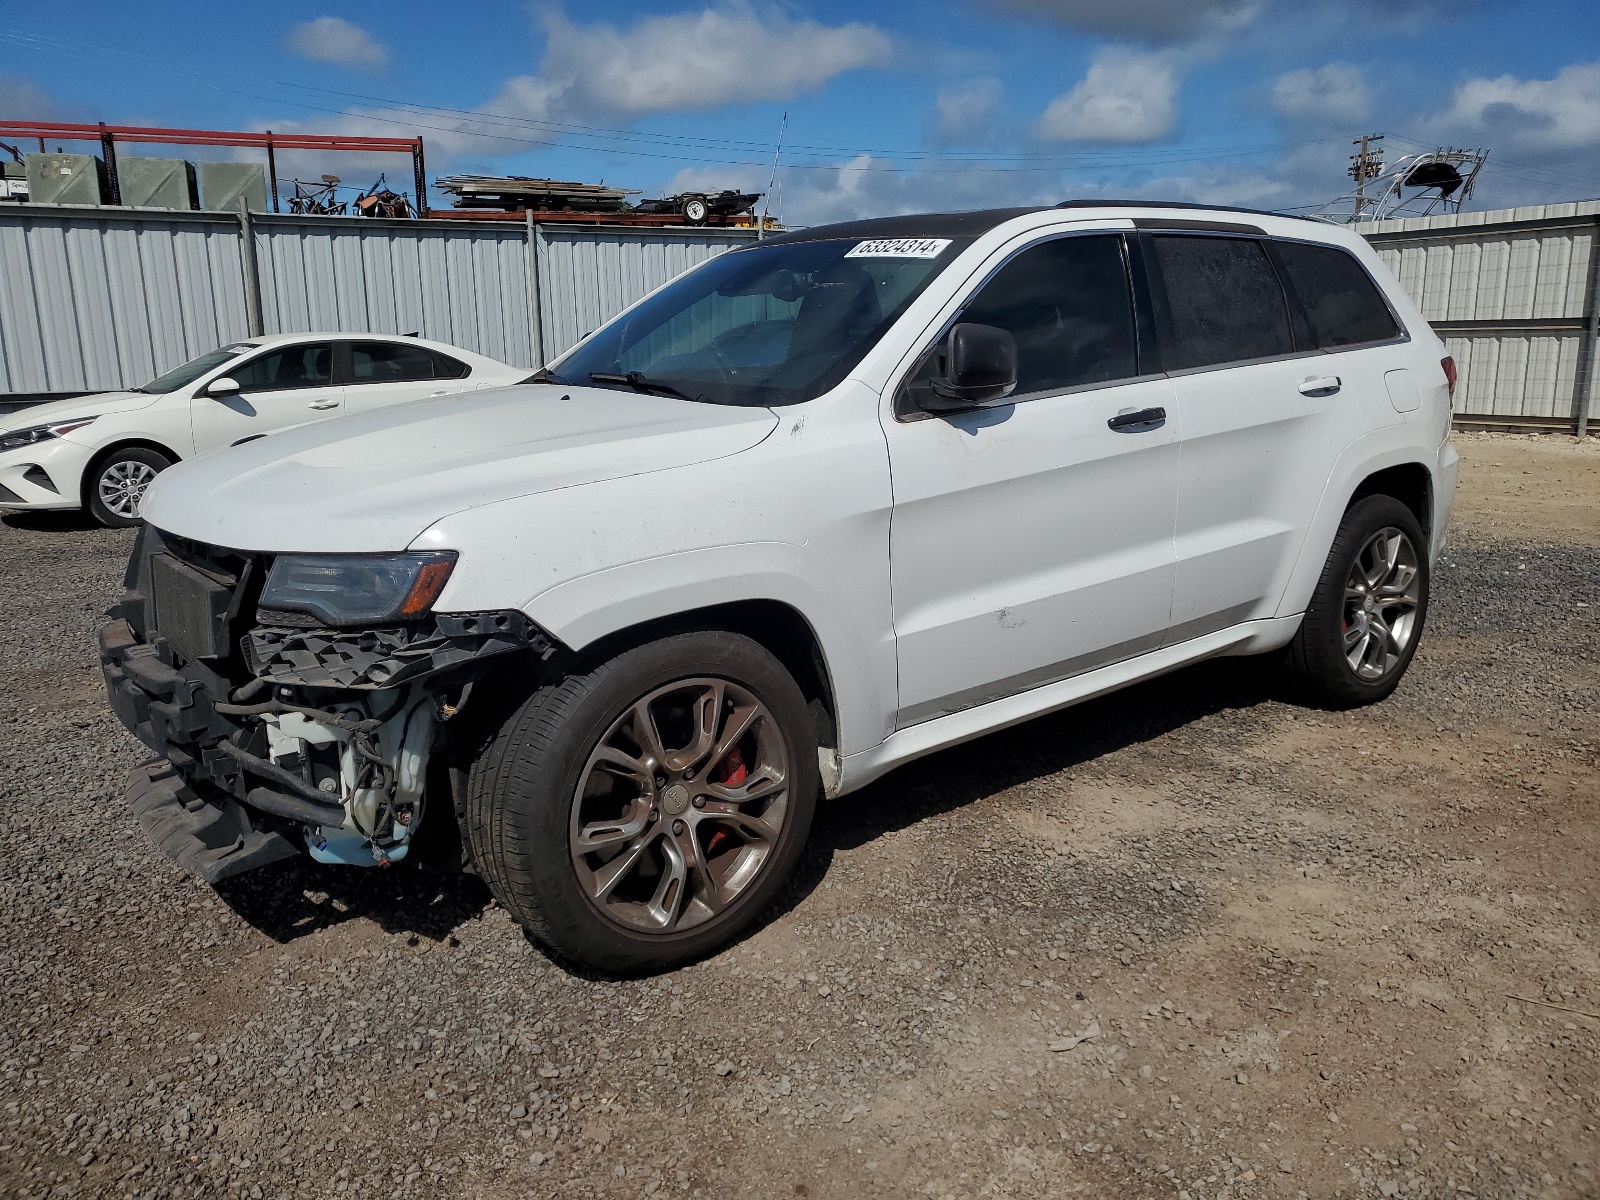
[{"left": 703, "top": 746, "right": 749, "bottom": 858}]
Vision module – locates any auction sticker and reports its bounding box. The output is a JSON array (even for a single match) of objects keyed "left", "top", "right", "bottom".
[{"left": 845, "top": 238, "right": 952, "bottom": 259}]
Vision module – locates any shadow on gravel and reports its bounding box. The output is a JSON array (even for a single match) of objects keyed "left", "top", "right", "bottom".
[
  {"left": 775, "top": 652, "right": 1289, "bottom": 910},
  {"left": 2, "top": 510, "right": 103, "bottom": 533},
  {"left": 215, "top": 858, "right": 492, "bottom": 945}
]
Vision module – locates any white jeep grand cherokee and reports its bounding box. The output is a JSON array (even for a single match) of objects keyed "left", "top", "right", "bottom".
[{"left": 101, "top": 203, "right": 1458, "bottom": 973}]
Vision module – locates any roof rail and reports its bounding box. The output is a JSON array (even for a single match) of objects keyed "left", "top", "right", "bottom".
[{"left": 1055, "top": 198, "right": 1315, "bottom": 222}]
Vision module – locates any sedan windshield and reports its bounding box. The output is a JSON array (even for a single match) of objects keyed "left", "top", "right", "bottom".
[
  {"left": 137, "top": 344, "right": 255, "bottom": 394},
  {"left": 548, "top": 237, "right": 968, "bottom": 406}
]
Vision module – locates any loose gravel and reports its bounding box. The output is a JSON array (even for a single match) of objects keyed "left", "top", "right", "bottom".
[{"left": 1, "top": 435, "right": 1596, "bottom": 1200}]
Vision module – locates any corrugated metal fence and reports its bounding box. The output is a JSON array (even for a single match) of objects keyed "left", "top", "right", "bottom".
[
  {"left": 1357, "top": 200, "right": 1600, "bottom": 434},
  {"left": 0, "top": 203, "right": 758, "bottom": 397}
]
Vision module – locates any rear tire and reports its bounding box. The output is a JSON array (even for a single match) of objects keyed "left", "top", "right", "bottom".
[
  {"left": 87, "top": 446, "right": 171, "bottom": 528},
  {"left": 1285, "top": 494, "right": 1429, "bottom": 708},
  {"left": 465, "top": 630, "right": 818, "bottom": 975}
]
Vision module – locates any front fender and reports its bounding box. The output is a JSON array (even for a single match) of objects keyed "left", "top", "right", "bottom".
[{"left": 524, "top": 541, "right": 892, "bottom": 758}]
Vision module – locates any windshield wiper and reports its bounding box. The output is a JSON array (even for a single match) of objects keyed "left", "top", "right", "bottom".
[{"left": 588, "top": 371, "right": 706, "bottom": 403}]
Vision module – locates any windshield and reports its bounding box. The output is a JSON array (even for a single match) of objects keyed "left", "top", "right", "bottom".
[
  {"left": 548, "top": 237, "right": 968, "bottom": 406},
  {"left": 137, "top": 343, "right": 255, "bottom": 394}
]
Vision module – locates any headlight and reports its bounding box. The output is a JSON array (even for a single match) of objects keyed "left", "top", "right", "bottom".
[
  {"left": 0, "top": 416, "right": 97, "bottom": 452},
  {"left": 259, "top": 552, "right": 457, "bottom": 626}
]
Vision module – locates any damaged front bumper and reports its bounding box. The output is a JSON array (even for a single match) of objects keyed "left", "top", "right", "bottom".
[{"left": 100, "top": 526, "right": 555, "bottom": 883}]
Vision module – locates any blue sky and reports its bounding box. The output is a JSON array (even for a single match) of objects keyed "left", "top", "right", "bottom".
[{"left": 2, "top": 0, "right": 1598, "bottom": 224}]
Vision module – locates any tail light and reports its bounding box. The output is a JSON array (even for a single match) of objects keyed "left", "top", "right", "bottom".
[{"left": 1441, "top": 355, "right": 1457, "bottom": 398}]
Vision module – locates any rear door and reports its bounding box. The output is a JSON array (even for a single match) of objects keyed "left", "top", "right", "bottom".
[
  {"left": 1148, "top": 232, "right": 1385, "bottom": 641},
  {"left": 343, "top": 341, "right": 473, "bottom": 414},
  {"left": 883, "top": 232, "right": 1180, "bottom": 727},
  {"left": 190, "top": 341, "right": 343, "bottom": 452}
]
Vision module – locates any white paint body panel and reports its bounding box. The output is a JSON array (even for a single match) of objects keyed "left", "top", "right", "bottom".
[{"left": 130, "top": 207, "right": 1457, "bottom": 796}]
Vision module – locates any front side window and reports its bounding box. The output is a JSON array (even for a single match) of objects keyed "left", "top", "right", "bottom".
[
  {"left": 137, "top": 344, "right": 254, "bottom": 394},
  {"left": 231, "top": 343, "right": 335, "bottom": 393},
  {"left": 350, "top": 341, "right": 438, "bottom": 384},
  {"left": 1150, "top": 236, "right": 1293, "bottom": 371},
  {"left": 1273, "top": 240, "right": 1401, "bottom": 348},
  {"left": 908, "top": 234, "right": 1139, "bottom": 403},
  {"left": 549, "top": 237, "right": 966, "bottom": 406}
]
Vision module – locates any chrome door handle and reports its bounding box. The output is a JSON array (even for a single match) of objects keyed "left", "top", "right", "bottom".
[
  {"left": 306, "top": 399, "right": 340, "bottom": 410},
  {"left": 1298, "top": 376, "right": 1341, "bottom": 397},
  {"left": 1107, "top": 406, "right": 1167, "bottom": 433}
]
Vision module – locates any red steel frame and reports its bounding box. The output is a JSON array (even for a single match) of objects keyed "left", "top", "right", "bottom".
[{"left": 0, "top": 121, "right": 428, "bottom": 215}]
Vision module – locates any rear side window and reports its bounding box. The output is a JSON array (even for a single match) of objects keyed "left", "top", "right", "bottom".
[
  {"left": 231, "top": 343, "right": 334, "bottom": 392},
  {"left": 1273, "top": 240, "right": 1401, "bottom": 348},
  {"left": 943, "top": 234, "right": 1138, "bottom": 396},
  {"left": 350, "top": 341, "right": 438, "bottom": 383},
  {"left": 1150, "top": 236, "right": 1293, "bottom": 370},
  {"left": 430, "top": 351, "right": 471, "bottom": 379}
]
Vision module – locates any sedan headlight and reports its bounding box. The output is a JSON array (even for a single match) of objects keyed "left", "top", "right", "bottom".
[
  {"left": 0, "top": 416, "right": 97, "bottom": 452},
  {"left": 259, "top": 552, "right": 457, "bottom": 626}
]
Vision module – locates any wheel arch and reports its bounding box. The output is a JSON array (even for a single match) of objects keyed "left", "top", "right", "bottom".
[
  {"left": 1349, "top": 461, "right": 1432, "bottom": 537},
  {"left": 555, "top": 598, "right": 841, "bottom": 765},
  {"left": 80, "top": 438, "right": 182, "bottom": 508}
]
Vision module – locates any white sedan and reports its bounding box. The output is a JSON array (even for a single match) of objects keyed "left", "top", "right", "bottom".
[{"left": 0, "top": 333, "right": 531, "bottom": 527}]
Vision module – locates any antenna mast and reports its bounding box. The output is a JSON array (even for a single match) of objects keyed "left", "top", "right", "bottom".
[{"left": 758, "top": 111, "right": 787, "bottom": 240}]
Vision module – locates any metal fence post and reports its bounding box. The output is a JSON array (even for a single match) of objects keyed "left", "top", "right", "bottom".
[
  {"left": 526, "top": 209, "right": 544, "bottom": 370},
  {"left": 236, "top": 197, "right": 263, "bottom": 338},
  {"left": 1579, "top": 219, "right": 1599, "bottom": 439}
]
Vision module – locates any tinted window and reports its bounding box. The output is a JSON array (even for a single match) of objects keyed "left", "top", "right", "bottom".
[
  {"left": 551, "top": 237, "right": 960, "bottom": 406},
  {"left": 1151, "top": 236, "right": 1293, "bottom": 370},
  {"left": 231, "top": 343, "right": 334, "bottom": 392},
  {"left": 431, "top": 351, "right": 471, "bottom": 379},
  {"left": 910, "top": 235, "right": 1137, "bottom": 400},
  {"left": 1273, "top": 240, "right": 1401, "bottom": 348},
  {"left": 350, "top": 341, "right": 438, "bottom": 383}
]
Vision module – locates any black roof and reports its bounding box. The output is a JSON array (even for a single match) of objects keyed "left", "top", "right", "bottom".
[{"left": 761, "top": 200, "right": 1312, "bottom": 245}]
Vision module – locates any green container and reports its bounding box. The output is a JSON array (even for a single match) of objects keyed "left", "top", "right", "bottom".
[
  {"left": 199, "top": 161, "right": 268, "bottom": 213},
  {"left": 119, "top": 157, "right": 198, "bottom": 210},
  {"left": 25, "top": 153, "right": 108, "bottom": 205}
]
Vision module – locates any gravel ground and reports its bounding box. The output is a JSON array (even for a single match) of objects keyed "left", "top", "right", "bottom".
[{"left": 1, "top": 433, "right": 1596, "bottom": 1200}]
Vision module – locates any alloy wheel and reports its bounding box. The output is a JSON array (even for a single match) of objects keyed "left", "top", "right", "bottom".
[
  {"left": 1341, "top": 526, "right": 1421, "bottom": 680},
  {"left": 98, "top": 459, "right": 159, "bottom": 520},
  {"left": 570, "top": 677, "right": 791, "bottom": 934}
]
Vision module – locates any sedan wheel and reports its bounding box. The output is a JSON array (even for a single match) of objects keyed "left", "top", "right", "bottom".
[{"left": 87, "top": 447, "right": 172, "bottom": 528}]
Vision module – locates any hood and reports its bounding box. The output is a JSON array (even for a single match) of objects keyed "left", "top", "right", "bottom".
[
  {"left": 0, "top": 390, "right": 161, "bottom": 432},
  {"left": 140, "top": 384, "right": 779, "bottom": 552}
]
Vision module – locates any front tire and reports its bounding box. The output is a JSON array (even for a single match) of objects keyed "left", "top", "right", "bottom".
[
  {"left": 1285, "top": 494, "right": 1429, "bottom": 708},
  {"left": 465, "top": 630, "right": 818, "bottom": 974},
  {"left": 87, "top": 446, "right": 170, "bottom": 528}
]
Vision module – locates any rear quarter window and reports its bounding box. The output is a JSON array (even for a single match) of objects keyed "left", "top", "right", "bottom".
[{"left": 1272, "top": 240, "right": 1401, "bottom": 348}]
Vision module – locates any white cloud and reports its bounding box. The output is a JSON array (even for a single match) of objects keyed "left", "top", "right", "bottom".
[
  {"left": 288, "top": 18, "right": 390, "bottom": 70},
  {"left": 934, "top": 78, "right": 1004, "bottom": 145},
  {"left": 985, "top": 0, "right": 1262, "bottom": 44},
  {"left": 1272, "top": 63, "right": 1370, "bottom": 123},
  {"left": 0, "top": 74, "right": 53, "bottom": 121},
  {"left": 1438, "top": 60, "right": 1600, "bottom": 151},
  {"left": 1034, "top": 50, "right": 1178, "bottom": 143},
  {"left": 542, "top": 7, "right": 890, "bottom": 116}
]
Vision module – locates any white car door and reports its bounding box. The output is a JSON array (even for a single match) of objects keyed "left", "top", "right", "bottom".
[
  {"left": 343, "top": 341, "right": 472, "bottom": 414},
  {"left": 190, "top": 341, "right": 345, "bottom": 452},
  {"left": 1146, "top": 232, "right": 1402, "bottom": 641},
  {"left": 883, "top": 232, "right": 1180, "bottom": 728}
]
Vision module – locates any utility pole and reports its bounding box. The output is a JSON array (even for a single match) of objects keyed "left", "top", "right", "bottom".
[{"left": 1349, "top": 133, "right": 1385, "bottom": 222}]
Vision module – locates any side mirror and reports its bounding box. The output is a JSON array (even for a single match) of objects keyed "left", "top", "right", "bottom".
[
  {"left": 920, "top": 323, "right": 1018, "bottom": 412},
  {"left": 206, "top": 377, "right": 240, "bottom": 398}
]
